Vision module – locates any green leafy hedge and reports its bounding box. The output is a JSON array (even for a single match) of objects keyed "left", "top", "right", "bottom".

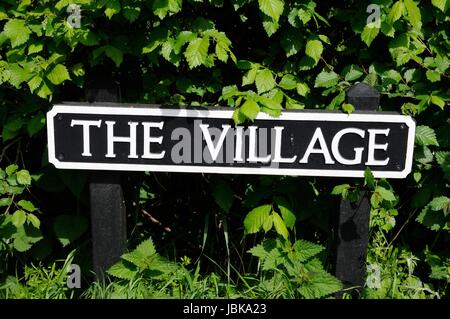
[{"left": 0, "top": 0, "right": 449, "bottom": 298}]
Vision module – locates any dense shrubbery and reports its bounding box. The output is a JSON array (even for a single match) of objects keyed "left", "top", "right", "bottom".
[{"left": 0, "top": 0, "right": 449, "bottom": 298}]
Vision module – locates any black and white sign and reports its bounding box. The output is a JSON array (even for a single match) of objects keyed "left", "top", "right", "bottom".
[{"left": 47, "top": 104, "right": 415, "bottom": 178}]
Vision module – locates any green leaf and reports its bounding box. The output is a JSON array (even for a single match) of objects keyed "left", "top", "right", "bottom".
[
  {"left": 314, "top": 70, "right": 339, "bottom": 88},
  {"left": 240, "top": 98, "right": 260, "bottom": 121},
  {"left": 13, "top": 236, "right": 32, "bottom": 252},
  {"left": 404, "top": 0, "right": 422, "bottom": 30},
  {"left": 136, "top": 237, "right": 157, "bottom": 257},
  {"left": 375, "top": 186, "right": 396, "bottom": 202},
  {"left": 416, "top": 206, "right": 448, "bottom": 232},
  {"left": 413, "top": 172, "right": 421, "bottom": 183},
  {"left": 18, "top": 200, "right": 36, "bottom": 212},
  {"left": 107, "top": 260, "right": 137, "bottom": 280},
  {"left": 27, "top": 75, "right": 42, "bottom": 93},
  {"left": 342, "top": 103, "right": 355, "bottom": 114},
  {"left": 415, "top": 145, "right": 433, "bottom": 165},
  {"left": 432, "top": 0, "right": 450, "bottom": 12},
  {"left": 12, "top": 225, "right": 42, "bottom": 252},
  {"left": 272, "top": 212, "right": 288, "bottom": 239},
  {"left": 3, "top": 19, "right": 30, "bottom": 47},
  {"left": 12, "top": 210, "right": 27, "bottom": 227},
  {"left": 121, "top": 250, "right": 146, "bottom": 268},
  {"left": 242, "top": 67, "right": 258, "bottom": 86},
  {"left": 257, "top": 95, "right": 283, "bottom": 115},
  {"left": 425, "top": 250, "right": 450, "bottom": 281},
  {"left": 298, "top": 8, "right": 312, "bottom": 24},
  {"left": 244, "top": 204, "right": 272, "bottom": 234},
  {"left": 342, "top": 64, "right": 364, "bottom": 81},
  {"left": 364, "top": 167, "right": 376, "bottom": 189},
  {"left": 53, "top": 215, "right": 88, "bottom": 247},
  {"left": 428, "top": 196, "right": 450, "bottom": 214},
  {"left": 426, "top": 70, "right": 441, "bottom": 83},
  {"left": 278, "top": 74, "right": 297, "bottom": 90},
  {"left": 331, "top": 184, "right": 350, "bottom": 196},
  {"left": 436, "top": 151, "right": 450, "bottom": 165},
  {"left": 153, "top": 0, "right": 182, "bottom": 19},
  {"left": 262, "top": 18, "right": 279, "bottom": 36},
  {"left": 318, "top": 34, "right": 330, "bottom": 45},
  {"left": 27, "top": 213, "right": 40, "bottom": 229},
  {"left": 161, "top": 39, "right": 176, "bottom": 63},
  {"left": 232, "top": 108, "right": 246, "bottom": 125},
  {"left": 294, "top": 240, "right": 324, "bottom": 262},
  {"left": 274, "top": 196, "right": 296, "bottom": 229},
  {"left": 361, "top": 25, "right": 379, "bottom": 47},
  {"left": 153, "top": 0, "right": 168, "bottom": 19},
  {"left": 6, "top": 63, "right": 33, "bottom": 88},
  {"left": 299, "top": 259, "right": 343, "bottom": 298},
  {"left": 255, "top": 69, "right": 276, "bottom": 94},
  {"left": 5, "top": 164, "right": 18, "bottom": 176},
  {"left": 435, "top": 55, "right": 449, "bottom": 73},
  {"left": 262, "top": 213, "right": 273, "bottom": 232},
  {"left": 104, "top": 45, "right": 123, "bottom": 67},
  {"left": 387, "top": 1, "right": 404, "bottom": 24},
  {"left": 212, "top": 179, "right": 234, "bottom": 213},
  {"left": 36, "top": 80, "right": 52, "bottom": 99},
  {"left": 415, "top": 126, "right": 439, "bottom": 146},
  {"left": 0, "top": 198, "right": 12, "bottom": 207},
  {"left": 173, "top": 31, "right": 196, "bottom": 54},
  {"left": 47, "top": 64, "right": 70, "bottom": 85},
  {"left": 28, "top": 43, "right": 43, "bottom": 55},
  {"left": 105, "top": 0, "right": 121, "bottom": 19},
  {"left": 249, "top": 240, "right": 283, "bottom": 271},
  {"left": 215, "top": 42, "right": 228, "bottom": 62},
  {"left": 184, "top": 37, "right": 210, "bottom": 69},
  {"left": 258, "top": 0, "right": 284, "bottom": 22},
  {"left": 296, "top": 82, "right": 309, "bottom": 96},
  {"left": 431, "top": 95, "right": 445, "bottom": 109},
  {"left": 285, "top": 96, "right": 304, "bottom": 110},
  {"left": 305, "top": 39, "right": 323, "bottom": 63},
  {"left": 16, "top": 169, "right": 31, "bottom": 185}
]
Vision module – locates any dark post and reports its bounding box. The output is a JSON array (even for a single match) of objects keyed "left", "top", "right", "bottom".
[
  {"left": 334, "top": 83, "right": 380, "bottom": 298},
  {"left": 85, "top": 78, "right": 127, "bottom": 279}
]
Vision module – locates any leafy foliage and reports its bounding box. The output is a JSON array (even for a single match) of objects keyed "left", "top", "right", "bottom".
[
  {"left": 0, "top": 0, "right": 449, "bottom": 299},
  {"left": 107, "top": 237, "right": 178, "bottom": 281},
  {"left": 249, "top": 238, "right": 341, "bottom": 298}
]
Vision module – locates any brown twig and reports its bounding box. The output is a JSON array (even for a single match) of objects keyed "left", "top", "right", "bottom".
[{"left": 141, "top": 208, "right": 171, "bottom": 232}]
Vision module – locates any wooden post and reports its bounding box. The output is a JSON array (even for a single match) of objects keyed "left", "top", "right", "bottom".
[
  {"left": 85, "top": 79, "right": 126, "bottom": 279},
  {"left": 334, "top": 83, "right": 380, "bottom": 298}
]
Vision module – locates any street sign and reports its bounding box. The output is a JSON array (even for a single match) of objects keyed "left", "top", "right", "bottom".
[{"left": 47, "top": 103, "right": 415, "bottom": 178}]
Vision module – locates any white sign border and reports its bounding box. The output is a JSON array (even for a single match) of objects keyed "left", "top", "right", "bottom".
[{"left": 47, "top": 104, "right": 416, "bottom": 179}]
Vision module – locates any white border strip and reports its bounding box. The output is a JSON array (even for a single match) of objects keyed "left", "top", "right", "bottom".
[{"left": 46, "top": 105, "right": 416, "bottom": 179}]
